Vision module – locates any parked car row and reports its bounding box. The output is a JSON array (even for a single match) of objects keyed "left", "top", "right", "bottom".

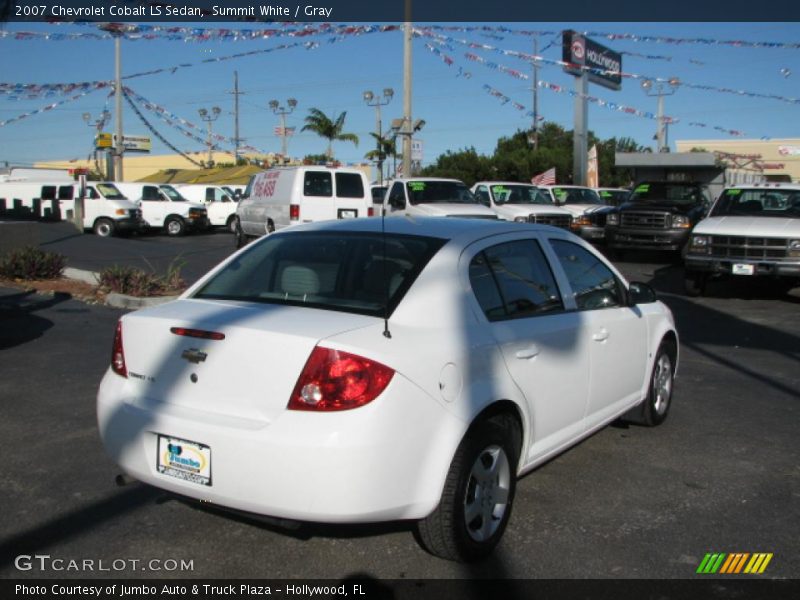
[{"left": 0, "top": 177, "right": 245, "bottom": 237}]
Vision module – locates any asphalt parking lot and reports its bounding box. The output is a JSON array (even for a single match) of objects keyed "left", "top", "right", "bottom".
[{"left": 0, "top": 225, "right": 798, "bottom": 580}]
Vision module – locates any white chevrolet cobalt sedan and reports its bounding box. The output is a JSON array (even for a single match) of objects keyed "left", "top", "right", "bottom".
[{"left": 97, "top": 217, "right": 678, "bottom": 562}]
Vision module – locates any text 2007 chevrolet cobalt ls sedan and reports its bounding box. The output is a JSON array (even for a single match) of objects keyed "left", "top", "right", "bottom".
[{"left": 98, "top": 217, "right": 678, "bottom": 562}]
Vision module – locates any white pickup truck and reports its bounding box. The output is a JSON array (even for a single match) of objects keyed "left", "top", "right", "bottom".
[
  {"left": 684, "top": 184, "right": 800, "bottom": 295},
  {"left": 470, "top": 181, "right": 572, "bottom": 229}
]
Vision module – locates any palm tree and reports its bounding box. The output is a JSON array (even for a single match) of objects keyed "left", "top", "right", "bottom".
[
  {"left": 301, "top": 108, "right": 359, "bottom": 160},
  {"left": 364, "top": 132, "right": 397, "bottom": 180}
]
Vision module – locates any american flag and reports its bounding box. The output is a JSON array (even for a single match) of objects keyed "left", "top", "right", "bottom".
[{"left": 531, "top": 167, "right": 556, "bottom": 185}]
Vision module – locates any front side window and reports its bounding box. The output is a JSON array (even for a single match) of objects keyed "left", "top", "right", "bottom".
[
  {"left": 304, "top": 172, "right": 333, "bottom": 197},
  {"left": 469, "top": 240, "right": 563, "bottom": 321},
  {"left": 549, "top": 240, "right": 623, "bottom": 310},
  {"left": 159, "top": 185, "right": 186, "bottom": 201},
  {"left": 141, "top": 186, "right": 163, "bottom": 201},
  {"left": 335, "top": 173, "right": 365, "bottom": 199}
]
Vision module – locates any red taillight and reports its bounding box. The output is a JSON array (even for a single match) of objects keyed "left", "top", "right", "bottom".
[
  {"left": 288, "top": 347, "right": 394, "bottom": 411},
  {"left": 111, "top": 320, "right": 127, "bottom": 378},
  {"left": 368, "top": 206, "right": 374, "bottom": 217},
  {"left": 289, "top": 204, "right": 300, "bottom": 221},
  {"left": 170, "top": 327, "right": 225, "bottom": 340}
]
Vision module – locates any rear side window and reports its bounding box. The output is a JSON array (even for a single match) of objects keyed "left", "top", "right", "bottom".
[
  {"left": 549, "top": 240, "right": 623, "bottom": 310},
  {"left": 195, "top": 232, "right": 446, "bottom": 318},
  {"left": 58, "top": 186, "right": 74, "bottom": 200},
  {"left": 40, "top": 186, "right": 56, "bottom": 200},
  {"left": 469, "top": 240, "right": 563, "bottom": 321},
  {"left": 335, "top": 173, "right": 365, "bottom": 199},
  {"left": 304, "top": 172, "right": 332, "bottom": 197}
]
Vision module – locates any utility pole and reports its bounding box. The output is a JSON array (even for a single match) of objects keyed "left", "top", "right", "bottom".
[
  {"left": 641, "top": 77, "right": 680, "bottom": 152},
  {"left": 198, "top": 106, "right": 221, "bottom": 168},
  {"left": 573, "top": 71, "right": 588, "bottom": 186},
  {"left": 402, "top": 0, "right": 413, "bottom": 177},
  {"left": 230, "top": 71, "right": 244, "bottom": 164},
  {"left": 114, "top": 33, "right": 124, "bottom": 181},
  {"left": 531, "top": 35, "right": 540, "bottom": 151}
]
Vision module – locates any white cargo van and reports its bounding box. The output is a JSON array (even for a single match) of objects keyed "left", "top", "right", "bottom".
[
  {"left": 470, "top": 181, "right": 572, "bottom": 228},
  {"left": 236, "top": 166, "right": 373, "bottom": 246},
  {"left": 384, "top": 178, "right": 498, "bottom": 219},
  {"left": 176, "top": 184, "right": 238, "bottom": 232},
  {"left": 114, "top": 182, "right": 209, "bottom": 236},
  {"left": 0, "top": 180, "right": 143, "bottom": 237}
]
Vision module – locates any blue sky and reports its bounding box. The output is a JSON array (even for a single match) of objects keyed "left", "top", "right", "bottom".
[{"left": 1, "top": 21, "right": 799, "bottom": 170}]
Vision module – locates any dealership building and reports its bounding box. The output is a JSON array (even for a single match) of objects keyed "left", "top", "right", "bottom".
[{"left": 674, "top": 138, "right": 800, "bottom": 183}]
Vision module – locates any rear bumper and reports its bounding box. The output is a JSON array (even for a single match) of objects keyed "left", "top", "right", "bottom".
[
  {"left": 606, "top": 226, "right": 690, "bottom": 251},
  {"left": 685, "top": 256, "right": 800, "bottom": 278},
  {"left": 97, "top": 369, "right": 463, "bottom": 524}
]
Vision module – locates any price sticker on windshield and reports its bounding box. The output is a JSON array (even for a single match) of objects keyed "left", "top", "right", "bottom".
[{"left": 409, "top": 182, "right": 426, "bottom": 191}]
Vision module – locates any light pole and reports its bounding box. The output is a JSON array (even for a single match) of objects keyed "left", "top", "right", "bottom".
[
  {"left": 641, "top": 77, "right": 680, "bottom": 153},
  {"left": 269, "top": 98, "right": 298, "bottom": 160},
  {"left": 198, "top": 106, "right": 221, "bottom": 168},
  {"left": 390, "top": 117, "right": 425, "bottom": 177},
  {"left": 363, "top": 88, "right": 394, "bottom": 185},
  {"left": 82, "top": 110, "right": 112, "bottom": 180}
]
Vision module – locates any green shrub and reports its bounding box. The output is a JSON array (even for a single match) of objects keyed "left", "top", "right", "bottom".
[
  {"left": 99, "top": 261, "right": 186, "bottom": 297},
  {"left": 0, "top": 246, "right": 66, "bottom": 280}
]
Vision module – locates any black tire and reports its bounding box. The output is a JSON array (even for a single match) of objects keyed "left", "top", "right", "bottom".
[
  {"left": 626, "top": 341, "right": 676, "bottom": 427},
  {"left": 684, "top": 270, "right": 708, "bottom": 297},
  {"left": 165, "top": 216, "right": 186, "bottom": 237},
  {"left": 234, "top": 218, "right": 248, "bottom": 249},
  {"left": 93, "top": 218, "right": 115, "bottom": 238},
  {"left": 416, "top": 413, "right": 521, "bottom": 562},
  {"left": 226, "top": 215, "right": 237, "bottom": 234}
]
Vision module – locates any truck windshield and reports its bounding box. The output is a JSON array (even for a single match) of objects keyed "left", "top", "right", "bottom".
[
  {"left": 629, "top": 183, "right": 706, "bottom": 206},
  {"left": 95, "top": 183, "right": 126, "bottom": 200},
  {"left": 159, "top": 185, "right": 187, "bottom": 201},
  {"left": 407, "top": 181, "right": 477, "bottom": 205},
  {"left": 552, "top": 188, "right": 604, "bottom": 205},
  {"left": 711, "top": 188, "right": 800, "bottom": 218},
  {"left": 491, "top": 185, "right": 552, "bottom": 205}
]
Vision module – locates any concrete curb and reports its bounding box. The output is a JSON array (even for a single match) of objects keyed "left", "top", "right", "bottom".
[{"left": 63, "top": 267, "right": 179, "bottom": 309}]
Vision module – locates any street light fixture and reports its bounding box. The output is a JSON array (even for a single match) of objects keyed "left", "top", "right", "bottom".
[
  {"left": 641, "top": 77, "right": 680, "bottom": 152},
  {"left": 197, "top": 106, "right": 221, "bottom": 168},
  {"left": 390, "top": 117, "right": 425, "bottom": 177},
  {"left": 363, "top": 88, "right": 394, "bottom": 184},
  {"left": 269, "top": 98, "right": 298, "bottom": 160},
  {"left": 83, "top": 110, "right": 112, "bottom": 179}
]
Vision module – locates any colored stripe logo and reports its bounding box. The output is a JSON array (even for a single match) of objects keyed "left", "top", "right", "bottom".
[{"left": 697, "top": 553, "right": 773, "bottom": 574}]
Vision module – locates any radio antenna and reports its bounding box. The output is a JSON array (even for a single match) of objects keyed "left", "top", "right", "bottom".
[{"left": 381, "top": 195, "right": 392, "bottom": 339}]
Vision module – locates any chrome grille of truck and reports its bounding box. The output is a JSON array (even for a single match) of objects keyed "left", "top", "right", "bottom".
[
  {"left": 708, "top": 236, "right": 789, "bottom": 260},
  {"left": 528, "top": 214, "right": 571, "bottom": 229},
  {"left": 620, "top": 211, "right": 669, "bottom": 229}
]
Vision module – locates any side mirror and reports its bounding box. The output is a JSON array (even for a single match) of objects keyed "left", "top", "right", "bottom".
[
  {"left": 628, "top": 281, "right": 657, "bottom": 305},
  {"left": 388, "top": 195, "right": 405, "bottom": 210}
]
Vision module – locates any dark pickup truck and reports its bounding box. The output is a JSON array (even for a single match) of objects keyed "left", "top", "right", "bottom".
[{"left": 605, "top": 181, "right": 711, "bottom": 255}]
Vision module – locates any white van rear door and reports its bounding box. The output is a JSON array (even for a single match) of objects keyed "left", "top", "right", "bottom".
[{"left": 333, "top": 172, "right": 370, "bottom": 219}]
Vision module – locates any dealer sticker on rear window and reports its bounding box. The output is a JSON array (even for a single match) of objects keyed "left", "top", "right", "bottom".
[{"left": 157, "top": 435, "right": 211, "bottom": 486}]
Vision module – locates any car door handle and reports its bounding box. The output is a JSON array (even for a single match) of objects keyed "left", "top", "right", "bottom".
[
  {"left": 592, "top": 328, "right": 610, "bottom": 342},
  {"left": 515, "top": 345, "right": 540, "bottom": 359}
]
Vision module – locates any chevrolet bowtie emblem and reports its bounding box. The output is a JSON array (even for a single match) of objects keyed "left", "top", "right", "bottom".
[{"left": 181, "top": 348, "right": 207, "bottom": 364}]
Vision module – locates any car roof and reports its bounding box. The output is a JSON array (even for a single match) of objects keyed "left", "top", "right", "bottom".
[
  {"left": 473, "top": 181, "right": 538, "bottom": 187},
  {"left": 391, "top": 177, "right": 464, "bottom": 183},
  {"left": 279, "top": 215, "right": 564, "bottom": 243},
  {"left": 726, "top": 183, "right": 800, "bottom": 191}
]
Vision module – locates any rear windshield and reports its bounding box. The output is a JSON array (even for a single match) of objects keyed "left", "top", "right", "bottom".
[
  {"left": 630, "top": 183, "right": 706, "bottom": 206},
  {"left": 491, "top": 185, "right": 552, "bottom": 205},
  {"left": 711, "top": 188, "right": 800, "bottom": 218},
  {"left": 335, "top": 173, "right": 365, "bottom": 198},
  {"left": 407, "top": 181, "right": 477, "bottom": 205},
  {"left": 194, "top": 232, "right": 446, "bottom": 317}
]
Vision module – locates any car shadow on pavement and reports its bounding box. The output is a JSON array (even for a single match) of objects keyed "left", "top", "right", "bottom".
[
  {"left": 0, "top": 289, "right": 70, "bottom": 351},
  {"left": 0, "top": 484, "right": 161, "bottom": 570}
]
